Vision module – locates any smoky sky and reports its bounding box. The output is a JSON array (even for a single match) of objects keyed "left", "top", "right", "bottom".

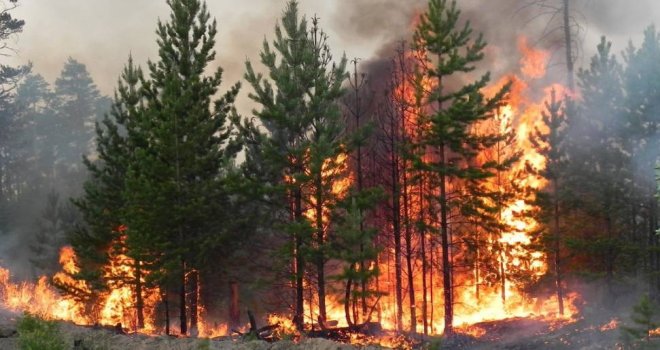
[{"left": 6, "top": 0, "right": 660, "bottom": 113}]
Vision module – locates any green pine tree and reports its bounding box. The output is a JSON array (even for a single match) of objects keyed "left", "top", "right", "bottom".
[
  {"left": 623, "top": 26, "right": 660, "bottom": 298},
  {"left": 242, "top": 0, "right": 347, "bottom": 328},
  {"left": 123, "top": 0, "right": 240, "bottom": 335},
  {"left": 530, "top": 89, "right": 569, "bottom": 315},
  {"left": 65, "top": 56, "right": 147, "bottom": 327},
  {"left": 622, "top": 294, "right": 660, "bottom": 348},
  {"left": 562, "top": 36, "right": 632, "bottom": 303},
  {"left": 53, "top": 58, "right": 109, "bottom": 185},
  {"left": 412, "top": 0, "right": 510, "bottom": 335}
]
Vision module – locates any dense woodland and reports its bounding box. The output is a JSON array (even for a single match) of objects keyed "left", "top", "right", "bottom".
[{"left": 1, "top": 0, "right": 660, "bottom": 341}]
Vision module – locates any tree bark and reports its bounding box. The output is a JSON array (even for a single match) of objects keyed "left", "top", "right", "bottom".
[
  {"left": 315, "top": 174, "right": 327, "bottom": 324},
  {"left": 135, "top": 259, "right": 145, "bottom": 330},
  {"left": 229, "top": 281, "right": 240, "bottom": 330},
  {"left": 403, "top": 168, "right": 416, "bottom": 334},
  {"left": 563, "top": 0, "right": 575, "bottom": 90},
  {"left": 420, "top": 180, "right": 429, "bottom": 336},
  {"left": 553, "top": 178, "right": 564, "bottom": 315},
  {"left": 294, "top": 186, "right": 305, "bottom": 329},
  {"left": 390, "top": 116, "right": 403, "bottom": 332},
  {"left": 189, "top": 269, "right": 199, "bottom": 336},
  {"left": 345, "top": 267, "right": 354, "bottom": 327},
  {"left": 180, "top": 259, "right": 187, "bottom": 335},
  {"left": 164, "top": 290, "right": 170, "bottom": 335},
  {"left": 439, "top": 142, "right": 453, "bottom": 336}
]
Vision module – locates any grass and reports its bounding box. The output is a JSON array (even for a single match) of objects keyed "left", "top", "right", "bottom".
[{"left": 16, "top": 313, "right": 67, "bottom": 350}]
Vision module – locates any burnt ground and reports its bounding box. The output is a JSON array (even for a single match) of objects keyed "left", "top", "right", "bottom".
[
  {"left": 0, "top": 306, "right": 647, "bottom": 349},
  {"left": 445, "top": 317, "right": 624, "bottom": 350}
]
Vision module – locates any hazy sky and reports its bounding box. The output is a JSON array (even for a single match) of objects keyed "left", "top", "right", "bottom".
[{"left": 7, "top": 0, "right": 660, "bottom": 108}]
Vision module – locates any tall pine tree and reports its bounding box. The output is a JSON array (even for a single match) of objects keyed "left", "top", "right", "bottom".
[
  {"left": 123, "top": 0, "right": 240, "bottom": 335},
  {"left": 243, "top": 0, "right": 347, "bottom": 328},
  {"left": 412, "top": 0, "right": 509, "bottom": 335}
]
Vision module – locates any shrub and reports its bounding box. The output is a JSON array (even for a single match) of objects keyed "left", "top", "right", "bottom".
[{"left": 17, "top": 313, "right": 67, "bottom": 350}]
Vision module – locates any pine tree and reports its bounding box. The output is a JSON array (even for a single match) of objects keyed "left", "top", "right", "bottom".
[
  {"left": 412, "top": 0, "right": 509, "bottom": 335},
  {"left": 53, "top": 58, "right": 109, "bottom": 181},
  {"left": 330, "top": 192, "right": 382, "bottom": 327},
  {"left": 243, "top": 0, "right": 347, "bottom": 328},
  {"left": 123, "top": 0, "right": 240, "bottom": 335},
  {"left": 623, "top": 26, "right": 660, "bottom": 298},
  {"left": 0, "top": 0, "right": 29, "bottom": 235},
  {"left": 622, "top": 294, "right": 660, "bottom": 347},
  {"left": 531, "top": 90, "right": 569, "bottom": 315},
  {"left": 66, "top": 57, "right": 146, "bottom": 327},
  {"left": 30, "top": 191, "right": 77, "bottom": 276},
  {"left": 565, "top": 37, "right": 630, "bottom": 301}
]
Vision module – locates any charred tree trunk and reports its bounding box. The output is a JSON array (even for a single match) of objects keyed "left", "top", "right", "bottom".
[
  {"left": 294, "top": 186, "right": 305, "bottom": 329},
  {"left": 500, "top": 249, "right": 507, "bottom": 307},
  {"left": 403, "top": 169, "right": 416, "bottom": 334},
  {"left": 390, "top": 119, "right": 404, "bottom": 332},
  {"left": 180, "top": 259, "right": 187, "bottom": 335},
  {"left": 420, "top": 180, "right": 429, "bottom": 336},
  {"left": 164, "top": 290, "right": 171, "bottom": 335},
  {"left": 135, "top": 259, "right": 145, "bottom": 330},
  {"left": 189, "top": 269, "right": 199, "bottom": 335},
  {"left": 563, "top": 0, "right": 575, "bottom": 90},
  {"left": 350, "top": 59, "right": 369, "bottom": 318},
  {"left": 315, "top": 174, "right": 327, "bottom": 324},
  {"left": 553, "top": 178, "right": 564, "bottom": 315},
  {"left": 648, "top": 194, "right": 659, "bottom": 300},
  {"left": 473, "top": 223, "right": 480, "bottom": 303},
  {"left": 439, "top": 142, "right": 453, "bottom": 336},
  {"left": 345, "top": 267, "right": 354, "bottom": 327},
  {"left": 229, "top": 281, "right": 240, "bottom": 330}
]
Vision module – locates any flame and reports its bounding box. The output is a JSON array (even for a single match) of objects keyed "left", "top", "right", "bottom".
[
  {"left": 600, "top": 318, "right": 619, "bottom": 331},
  {"left": 518, "top": 37, "right": 550, "bottom": 79},
  {"left": 355, "top": 35, "right": 580, "bottom": 336}
]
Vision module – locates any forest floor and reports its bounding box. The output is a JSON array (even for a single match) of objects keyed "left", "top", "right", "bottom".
[{"left": 0, "top": 307, "right": 637, "bottom": 349}]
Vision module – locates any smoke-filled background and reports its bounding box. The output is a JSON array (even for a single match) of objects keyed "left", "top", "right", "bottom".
[{"left": 9, "top": 0, "right": 660, "bottom": 97}]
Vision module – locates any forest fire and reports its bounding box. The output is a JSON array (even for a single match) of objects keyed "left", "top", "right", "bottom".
[{"left": 0, "top": 28, "right": 581, "bottom": 347}]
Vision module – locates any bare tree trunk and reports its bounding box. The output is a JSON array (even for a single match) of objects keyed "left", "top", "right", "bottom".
[
  {"left": 439, "top": 142, "right": 453, "bottom": 336},
  {"left": 164, "top": 290, "right": 170, "bottom": 335},
  {"left": 553, "top": 178, "right": 564, "bottom": 315},
  {"left": 294, "top": 186, "right": 305, "bottom": 329},
  {"left": 563, "top": 0, "right": 575, "bottom": 90},
  {"left": 315, "top": 175, "right": 327, "bottom": 323},
  {"left": 180, "top": 259, "right": 187, "bottom": 335},
  {"left": 189, "top": 269, "right": 199, "bottom": 336},
  {"left": 135, "top": 259, "right": 145, "bottom": 330},
  {"left": 474, "top": 225, "right": 480, "bottom": 303},
  {"left": 403, "top": 169, "right": 416, "bottom": 333},
  {"left": 229, "top": 281, "right": 240, "bottom": 330},
  {"left": 350, "top": 59, "right": 369, "bottom": 318},
  {"left": 420, "top": 180, "right": 429, "bottom": 336},
  {"left": 391, "top": 123, "right": 404, "bottom": 332},
  {"left": 345, "top": 267, "right": 354, "bottom": 327}
]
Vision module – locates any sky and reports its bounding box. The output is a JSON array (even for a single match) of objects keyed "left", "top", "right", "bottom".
[{"left": 6, "top": 0, "right": 660, "bottom": 112}]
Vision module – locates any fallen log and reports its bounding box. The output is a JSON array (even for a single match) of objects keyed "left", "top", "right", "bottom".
[{"left": 306, "top": 321, "right": 383, "bottom": 341}]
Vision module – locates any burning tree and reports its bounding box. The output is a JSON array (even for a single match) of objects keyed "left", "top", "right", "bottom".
[
  {"left": 242, "top": 0, "right": 348, "bottom": 329},
  {"left": 123, "top": 0, "right": 242, "bottom": 336},
  {"left": 412, "top": 0, "right": 511, "bottom": 335},
  {"left": 64, "top": 0, "right": 243, "bottom": 335}
]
